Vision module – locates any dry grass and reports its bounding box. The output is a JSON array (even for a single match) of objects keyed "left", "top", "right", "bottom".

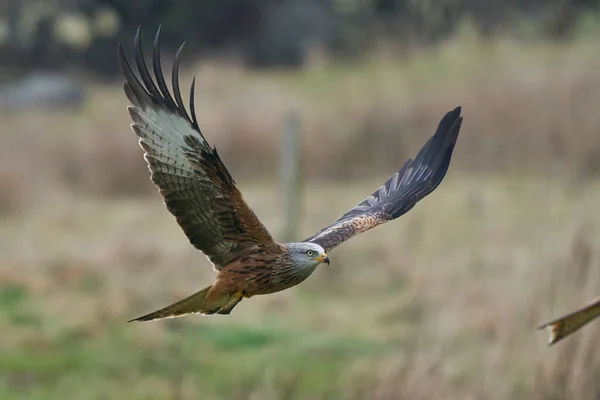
[
  {"left": 3, "top": 32, "right": 600, "bottom": 399},
  {"left": 2, "top": 177, "right": 600, "bottom": 399},
  {"left": 4, "top": 33, "right": 600, "bottom": 209}
]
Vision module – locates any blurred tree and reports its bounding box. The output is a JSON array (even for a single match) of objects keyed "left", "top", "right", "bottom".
[
  {"left": 249, "top": 0, "right": 335, "bottom": 67},
  {"left": 0, "top": 0, "right": 599, "bottom": 78}
]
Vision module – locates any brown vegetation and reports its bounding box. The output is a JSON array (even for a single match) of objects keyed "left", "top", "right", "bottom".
[{"left": 2, "top": 34, "right": 600, "bottom": 399}]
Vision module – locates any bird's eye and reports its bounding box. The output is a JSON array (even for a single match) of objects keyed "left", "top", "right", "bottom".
[{"left": 307, "top": 250, "right": 315, "bottom": 257}]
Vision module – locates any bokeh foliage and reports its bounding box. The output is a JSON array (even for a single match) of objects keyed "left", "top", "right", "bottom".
[{"left": 1, "top": 0, "right": 599, "bottom": 76}]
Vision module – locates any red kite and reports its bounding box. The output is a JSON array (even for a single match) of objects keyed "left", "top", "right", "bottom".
[{"left": 119, "top": 28, "right": 462, "bottom": 322}]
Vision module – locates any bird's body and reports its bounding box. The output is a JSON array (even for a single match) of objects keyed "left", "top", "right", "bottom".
[
  {"left": 215, "top": 242, "right": 325, "bottom": 297},
  {"left": 130, "top": 241, "right": 328, "bottom": 321},
  {"left": 119, "top": 27, "right": 463, "bottom": 322}
]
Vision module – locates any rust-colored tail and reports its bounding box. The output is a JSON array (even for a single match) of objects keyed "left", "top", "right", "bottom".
[
  {"left": 538, "top": 297, "right": 600, "bottom": 345},
  {"left": 128, "top": 285, "right": 243, "bottom": 322}
]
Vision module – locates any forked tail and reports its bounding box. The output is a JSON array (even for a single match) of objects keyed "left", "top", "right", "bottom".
[
  {"left": 128, "top": 285, "right": 243, "bottom": 322},
  {"left": 538, "top": 297, "right": 600, "bottom": 345}
]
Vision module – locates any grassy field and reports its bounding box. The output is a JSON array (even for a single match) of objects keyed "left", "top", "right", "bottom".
[
  {"left": 2, "top": 32, "right": 600, "bottom": 399},
  {"left": 2, "top": 177, "right": 600, "bottom": 399}
]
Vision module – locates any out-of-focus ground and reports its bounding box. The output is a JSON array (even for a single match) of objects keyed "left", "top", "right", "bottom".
[{"left": 2, "top": 28, "right": 600, "bottom": 399}]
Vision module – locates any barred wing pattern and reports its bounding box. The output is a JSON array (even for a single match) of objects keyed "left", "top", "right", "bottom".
[
  {"left": 538, "top": 297, "right": 600, "bottom": 345},
  {"left": 305, "top": 107, "right": 462, "bottom": 252},
  {"left": 118, "top": 28, "right": 281, "bottom": 268}
]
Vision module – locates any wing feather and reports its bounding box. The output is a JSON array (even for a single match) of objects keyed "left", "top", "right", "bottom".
[
  {"left": 119, "top": 27, "right": 281, "bottom": 268},
  {"left": 304, "top": 107, "right": 462, "bottom": 252}
]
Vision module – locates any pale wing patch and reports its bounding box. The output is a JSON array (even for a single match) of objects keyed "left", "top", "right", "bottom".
[
  {"left": 129, "top": 106, "right": 209, "bottom": 175},
  {"left": 142, "top": 107, "right": 209, "bottom": 149}
]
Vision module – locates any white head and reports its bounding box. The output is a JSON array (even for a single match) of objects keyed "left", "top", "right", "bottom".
[{"left": 286, "top": 242, "right": 329, "bottom": 269}]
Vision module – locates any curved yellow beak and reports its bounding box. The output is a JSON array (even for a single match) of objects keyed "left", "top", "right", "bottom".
[{"left": 315, "top": 253, "right": 330, "bottom": 265}]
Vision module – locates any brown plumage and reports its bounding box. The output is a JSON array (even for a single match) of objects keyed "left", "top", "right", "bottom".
[
  {"left": 119, "top": 27, "right": 463, "bottom": 322},
  {"left": 538, "top": 296, "right": 600, "bottom": 345}
]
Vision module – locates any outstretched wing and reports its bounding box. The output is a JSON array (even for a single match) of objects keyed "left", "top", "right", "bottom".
[
  {"left": 304, "top": 107, "right": 462, "bottom": 252},
  {"left": 118, "top": 27, "right": 281, "bottom": 268},
  {"left": 538, "top": 296, "right": 600, "bottom": 345}
]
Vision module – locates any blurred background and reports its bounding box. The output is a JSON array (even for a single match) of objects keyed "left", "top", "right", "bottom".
[{"left": 2, "top": 0, "right": 600, "bottom": 399}]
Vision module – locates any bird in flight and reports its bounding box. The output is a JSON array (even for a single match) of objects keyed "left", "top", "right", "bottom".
[
  {"left": 119, "top": 28, "right": 463, "bottom": 322},
  {"left": 538, "top": 296, "right": 600, "bottom": 345}
]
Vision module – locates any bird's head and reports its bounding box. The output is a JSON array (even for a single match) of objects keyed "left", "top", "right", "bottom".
[{"left": 286, "top": 242, "right": 329, "bottom": 268}]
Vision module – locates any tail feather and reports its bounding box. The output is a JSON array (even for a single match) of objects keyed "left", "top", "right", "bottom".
[
  {"left": 128, "top": 285, "right": 242, "bottom": 322},
  {"left": 538, "top": 297, "right": 600, "bottom": 345}
]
